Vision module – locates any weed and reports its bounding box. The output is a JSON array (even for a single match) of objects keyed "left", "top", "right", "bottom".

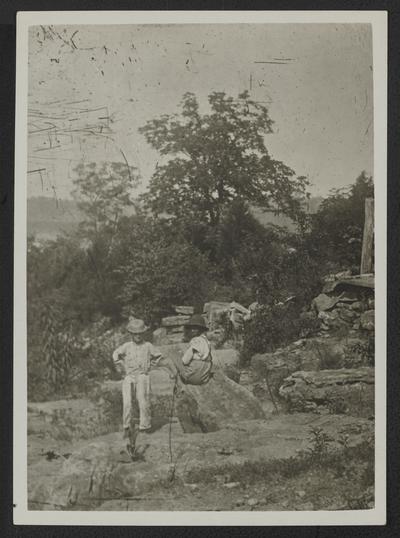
[
  {"left": 302, "top": 427, "right": 334, "bottom": 465},
  {"left": 345, "top": 337, "right": 375, "bottom": 367},
  {"left": 327, "top": 398, "right": 348, "bottom": 415}
]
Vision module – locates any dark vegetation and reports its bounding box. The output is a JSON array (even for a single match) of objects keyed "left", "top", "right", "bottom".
[
  {"left": 186, "top": 428, "right": 374, "bottom": 492},
  {"left": 183, "top": 429, "right": 374, "bottom": 511},
  {"left": 27, "top": 91, "right": 373, "bottom": 400}
]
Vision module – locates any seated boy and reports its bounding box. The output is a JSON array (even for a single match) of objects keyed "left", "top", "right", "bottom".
[{"left": 162, "top": 314, "right": 213, "bottom": 386}]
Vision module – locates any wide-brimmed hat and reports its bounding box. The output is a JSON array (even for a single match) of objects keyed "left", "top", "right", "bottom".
[
  {"left": 127, "top": 317, "right": 149, "bottom": 334},
  {"left": 184, "top": 314, "right": 208, "bottom": 331}
]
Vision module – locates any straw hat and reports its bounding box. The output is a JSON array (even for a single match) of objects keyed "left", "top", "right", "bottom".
[{"left": 126, "top": 317, "right": 149, "bottom": 334}]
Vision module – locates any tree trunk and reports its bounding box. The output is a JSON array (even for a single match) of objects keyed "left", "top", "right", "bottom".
[{"left": 360, "top": 197, "right": 374, "bottom": 274}]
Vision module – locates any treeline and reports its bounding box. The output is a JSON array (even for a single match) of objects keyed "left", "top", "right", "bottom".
[{"left": 27, "top": 91, "right": 373, "bottom": 398}]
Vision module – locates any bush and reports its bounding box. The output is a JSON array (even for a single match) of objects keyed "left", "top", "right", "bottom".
[
  {"left": 116, "top": 217, "right": 214, "bottom": 323},
  {"left": 306, "top": 171, "right": 373, "bottom": 271},
  {"left": 241, "top": 301, "right": 319, "bottom": 364}
]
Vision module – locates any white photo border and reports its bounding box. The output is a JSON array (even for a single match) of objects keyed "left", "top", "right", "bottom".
[{"left": 14, "top": 9, "right": 387, "bottom": 526}]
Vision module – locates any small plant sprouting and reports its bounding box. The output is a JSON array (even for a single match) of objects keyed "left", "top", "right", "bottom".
[{"left": 304, "top": 427, "right": 334, "bottom": 465}]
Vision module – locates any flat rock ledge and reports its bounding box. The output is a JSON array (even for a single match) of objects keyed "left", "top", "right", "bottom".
[{"left": 279, "top": 367, "right": 374, "bottom": 417}]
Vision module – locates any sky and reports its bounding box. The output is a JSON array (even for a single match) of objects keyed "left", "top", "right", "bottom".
[{"left": 27, "top": 23, "right": 373, "bottom": 200}]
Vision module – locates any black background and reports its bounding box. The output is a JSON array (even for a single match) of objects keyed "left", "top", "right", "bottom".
[{"left": 1, "top": 1, "right": 399, "bottom": 536}]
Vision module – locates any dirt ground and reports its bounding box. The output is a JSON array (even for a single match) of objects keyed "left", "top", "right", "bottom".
[
  {"left": 94, "top": 466, "right": 374, "bottom": 512},
  {"left": 28, "top": 408, "right": 374, "bottom": 512}
]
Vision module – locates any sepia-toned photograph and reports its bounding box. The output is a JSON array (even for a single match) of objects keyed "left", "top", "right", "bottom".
[{"left": 14, "top": 10, "right": 387, "bottom": 525}]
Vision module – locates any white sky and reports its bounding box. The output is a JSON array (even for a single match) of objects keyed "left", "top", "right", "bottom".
[{"left": 27, "top": 23, "right": 373, "bottom": 200}]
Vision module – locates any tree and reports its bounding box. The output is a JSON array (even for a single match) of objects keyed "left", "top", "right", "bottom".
[
  {"left": 139, "top": 91, "right": 309, "bottom": 227},
  {"left": 307, "top": 171, "right": 374, "bottom": 270},
  {"left": 113, "top": 215, "right": 213, "bottom": 323},
  {"left": 70, "top": 161, "right": 140, "bottom": 318},
  {"left": 72, "top": 161, "right": 139, "bottom": 236}
]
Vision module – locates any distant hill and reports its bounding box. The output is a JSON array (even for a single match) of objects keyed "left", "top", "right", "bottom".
[
  {"left": 305, "top": 196, "right": 324, "bottom": 214},
  {"left": 28, "top": 197, "right": 82, "bottom": 240},
  {"left": 27, "top": 196, "right": 324, "bottom": 240},
  {"left": 251, "top": 197, "right": 323, "bottom": 230}
]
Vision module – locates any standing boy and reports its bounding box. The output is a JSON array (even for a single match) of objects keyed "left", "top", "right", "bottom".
[{"left": 113, "top": 317, "right": 162, "bottom": 437}]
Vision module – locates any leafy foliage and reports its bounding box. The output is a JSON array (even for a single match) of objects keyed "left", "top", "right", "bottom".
[
  {"left": 140, "top": 91, "right": 309, "bottom": 226},
  {"left": 72, "top": 161, "right": 139, "bottom": 235},
  {"left": 306, "top": 171, "right": 373, "bottom": 271},
  {"left": 113, "top": 216, "right": 214, "bottom": 323},
  {"left": 241, "top": 301, "right": 320, "bottom": 363},
  {"left": 27, "top": 91, "right": 374, "bottom": 401}
]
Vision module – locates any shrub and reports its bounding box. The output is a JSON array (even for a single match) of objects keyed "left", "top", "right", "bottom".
[
  {"left": 117, "top": 218, "right": 214, "bottom": 324},
  {"left": 241, "top": 301, "right": 319, "bottom": 364},
  {"left": 305, "top": 171, "right": 374, "bottom": 271},
  {"left": 345, "top": 337, "right": 375, "bottom": 367}
]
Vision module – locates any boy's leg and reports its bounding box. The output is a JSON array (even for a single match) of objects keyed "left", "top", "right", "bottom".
[
  {"left": 157, "top": 356, "right": 179, "bottom": 378},
  {"left": 160, "top": 356, "right": 190, "bottom": 382},
  {"left": 122, "top": 376, "right": 133, "bottom": 431},
  {"left": 136, "top": 374, "right": 152, "bottom": 430}
]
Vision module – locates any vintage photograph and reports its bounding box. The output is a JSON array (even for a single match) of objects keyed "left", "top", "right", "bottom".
[{"left": 14, "top": 11, "right": 386, "bottom": 525}]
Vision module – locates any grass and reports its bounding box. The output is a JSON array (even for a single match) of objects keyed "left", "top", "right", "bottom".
[{"left": 185, "top": 439, "right": 373, "bottom": 486}]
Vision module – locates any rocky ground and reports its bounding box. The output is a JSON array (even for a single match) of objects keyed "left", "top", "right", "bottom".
[
  {"left": 28, "top": 411, "right": 373, "bottom": 512},
  {"left": 27, "top": 278, "right": 376, "bottom": 512},
  {"left": 27, "top": 327, "right": 375, "bottom": 512}
]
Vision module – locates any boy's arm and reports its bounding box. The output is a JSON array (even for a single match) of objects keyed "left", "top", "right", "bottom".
[
  {"left": 149, "top": 343, "right": 163, "bottom": 366},
  {"left": 182, "top": 345, "right": 194, "bottom": 365},
  {"left": 183, "top": 337, "right": 208, "bottom": 364},
  {"left": 112, "top": 343, "right": 126, "bottom": 372}
]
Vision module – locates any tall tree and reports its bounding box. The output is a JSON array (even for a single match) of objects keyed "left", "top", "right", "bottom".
[
  {"left": 70, "top": 161, "right": 140, "bottom": 318},
  {"left": 72, "top": 161, "right": 139, "bottom": 236},
  {"left": 139, "top": 91, "right": 309, "bottom": 226}
]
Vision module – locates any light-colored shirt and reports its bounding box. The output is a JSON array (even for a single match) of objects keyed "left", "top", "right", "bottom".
[
  {"left": 112, "top": 341, "right": 162, "bottom": 376},
  {"left": 182, "top": 335, "right": 211, "bottom": 365}
]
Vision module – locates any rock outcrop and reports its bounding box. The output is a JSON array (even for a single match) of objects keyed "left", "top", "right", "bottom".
[
  {"left": 250, "top": 334, "right": 372, "bottom": 409},
  {"left": 153, "top": 306, "right": 195, "bottom": 345},
  {"left": 174, "top": 369, "right": 265, "bottom": 433},
  {"left": 279, "top": 367, "right": 374, "bottom": 417},
  {"left": 310, "top": 274, "right": 374, "bottom": 333}
]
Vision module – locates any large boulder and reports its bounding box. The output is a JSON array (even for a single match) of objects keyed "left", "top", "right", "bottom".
[
  {"left": 175, "top": 369, "right": 265, "bottom": 433},
  {"left": 250, "top": 335, "right": 373, "bottom": 409},
  {"left": 312, "top": 293, "right": 340, "bottom": 312},
  {"left": 279, "top": 367, "right": 374, "bottom": 417}
]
